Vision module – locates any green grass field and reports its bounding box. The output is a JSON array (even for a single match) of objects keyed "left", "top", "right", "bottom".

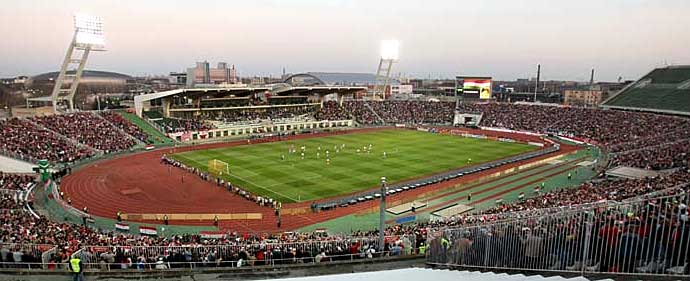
[{"left": 170, "top": 129, "right": 535, "bottom": 203}]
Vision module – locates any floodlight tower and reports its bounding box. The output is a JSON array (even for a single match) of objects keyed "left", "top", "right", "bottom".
[
  {"left": 50, "top": 13, "right": 106, "bottom": 112},
  {"left": 374, "top": 40, "right": 399, "bottom": 100}
]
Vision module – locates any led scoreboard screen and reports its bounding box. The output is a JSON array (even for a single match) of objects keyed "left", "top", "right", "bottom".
[{"left": 456, "top": 76, "right": 492, "bottom": 99}]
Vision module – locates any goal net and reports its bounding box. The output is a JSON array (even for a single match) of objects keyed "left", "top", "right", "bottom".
[{"left": 208, "top": 159, "right": 230, "bottom": 176}]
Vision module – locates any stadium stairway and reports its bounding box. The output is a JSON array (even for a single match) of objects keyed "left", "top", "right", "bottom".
[
  {"left": 363, "top": 101, "right": 386, "bottom": 124},
  {"left": 94, "top": 111, "right": 145, "bottom": 146}
]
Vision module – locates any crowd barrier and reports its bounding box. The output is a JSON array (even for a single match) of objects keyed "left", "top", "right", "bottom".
[
  {"left": 0, "top": 249, "right": 420, "bottom": 272},
  {"left": 2, "top": 234, "right": 417, "bottom": 272},
  {"left": 426, "top": 193, "right": 690, "bottom": 277}
]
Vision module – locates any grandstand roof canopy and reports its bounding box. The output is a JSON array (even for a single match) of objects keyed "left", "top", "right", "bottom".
[
  {"left": 283, "top": 72, "right": 400, "bottom": 86},
  {"left": 602, "top": 65, "right": 690, "bottom": 115},
  {"left": 133, "top": 85, "right": 366, "bottom": 117},
  {"left": 133, "top": 87, "right": 270, "bottom": 116},
  {"left": 272, "top": 85, "right": 366, "bottom": 96}
]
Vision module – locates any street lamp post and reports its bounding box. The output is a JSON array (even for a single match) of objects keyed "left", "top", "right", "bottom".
[{"left": 379, "top": 176, "right": 387, "bottom": 252}]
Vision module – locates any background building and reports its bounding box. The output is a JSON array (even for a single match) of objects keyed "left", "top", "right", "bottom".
[
  {"left": 563, "top": 90, "right": 604, "bottom": 107},
  {"left": 27, "top": 70, "right": 133, "bottom": 96},
  {"left": 185, "top": 61, "right": 238, "bottom": 87}
]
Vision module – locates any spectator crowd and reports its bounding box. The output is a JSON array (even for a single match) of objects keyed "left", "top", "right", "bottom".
[
  {"left": 200, "top": 105, "right": 318, "bottom": 125},
  {"left": 154, "top": 118, "right": 213, "bottom": 134},
  {"left": 427, "top": 171, "right": 690, "bottom": 274},
  {"left": 32, "top": 112, "right": 137, "bottom": 154},
  {"left": 314, "top": 101, "right": 351, "bottom": 121},
  {"left": 100, "top": 111, "right": 148, "bottom": 143},
  {"left": 0, "top": 118, "right": 94, "bottom": 163},
  {"left": 1, "top": 102, "right": 690, "bottom": 273}
]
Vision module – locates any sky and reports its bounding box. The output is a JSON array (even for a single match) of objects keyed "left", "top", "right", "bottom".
[{"left": 1, "top": 0, "right": 689, "bottom": 81}]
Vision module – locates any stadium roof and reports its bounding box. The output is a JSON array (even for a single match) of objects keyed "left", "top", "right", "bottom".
[
  {"left": 283, "top": 72, "right": 400, "bottom": 86},
  {"left": 30, "top": 70, "right": 132, "bottom": 81},
  {"left": 602, "top": 65, "right": 690, "bottom": 115},
  {"left": 133, "top": 85, "right": 366, "bottom": 117},
  {"left": 133, "top": 87, "right": 270, "bottom": 117}
]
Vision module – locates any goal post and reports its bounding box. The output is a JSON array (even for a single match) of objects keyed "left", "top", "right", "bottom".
[{"left": 208, "top": 159, "right": 230, "bottom": 176}]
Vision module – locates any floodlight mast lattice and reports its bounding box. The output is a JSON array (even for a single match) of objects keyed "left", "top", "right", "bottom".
[
  {"left": 49, "top": 13, "right": 105, "bottom": 112},
  {"left": 373, "top": 40, "right": 399, "bottom": 100}
]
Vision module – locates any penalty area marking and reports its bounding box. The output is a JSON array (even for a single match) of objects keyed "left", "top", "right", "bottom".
[{"left": 227, "top": 171, "right": 301, "bottom": 203}]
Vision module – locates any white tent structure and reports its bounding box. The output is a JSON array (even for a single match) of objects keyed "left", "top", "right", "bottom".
[{"left": 262, "top": 268, "right": 613, "bottom": 281}]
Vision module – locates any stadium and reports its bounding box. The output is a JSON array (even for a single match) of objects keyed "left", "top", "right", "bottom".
[{"left": 2, "top": 7, "right": 690, "bottom": 281}]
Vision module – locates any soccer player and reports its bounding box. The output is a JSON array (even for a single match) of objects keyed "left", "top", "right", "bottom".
[
  {"left": 281, "top": 154, "right": 285, "bottom": 161},
  {"left": 357, "top": 149, "right": 361, "bottom": 153},
  {"left": 383, "top": 151, "right": 387, "bottom": 159},
  {"left": 467, "top": 158, "right": 472, "bottom": 164},
  {"left": 301, "top": 152, "right": 305, "bottom": 160},
  {"left": 317, "top": 152, "right": 320, "bottom": 159},
  {"left": 326, "top": 158, "right": 330, "bottom": 165}
]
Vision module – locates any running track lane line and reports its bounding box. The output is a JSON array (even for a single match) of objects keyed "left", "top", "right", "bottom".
[
  {"left": 421, "top": 156, "right": 584, "bottom": 204},
  {"left": 384, "top": 157, "right": 585, "bottom": 224}
]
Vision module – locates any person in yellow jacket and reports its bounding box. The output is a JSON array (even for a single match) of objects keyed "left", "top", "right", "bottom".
[{"left": 69, "top": 256, "right": 84, "bottom": 281}]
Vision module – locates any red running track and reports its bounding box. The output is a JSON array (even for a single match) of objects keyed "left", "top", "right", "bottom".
[{"left": 60, "top": 127, "right": 578, "bottom": 234}]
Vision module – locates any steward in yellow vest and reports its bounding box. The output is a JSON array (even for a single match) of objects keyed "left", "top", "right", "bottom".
[{"left": 69, "top": 257, "right": 84, "bottom": 281}]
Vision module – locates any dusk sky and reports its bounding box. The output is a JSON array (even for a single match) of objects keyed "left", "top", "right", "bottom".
[{"left": 1, "top": 0, "right": 689, "bottom": 81}]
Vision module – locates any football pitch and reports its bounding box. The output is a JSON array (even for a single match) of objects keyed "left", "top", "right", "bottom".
[{"left": 170, "top": 129, "right": 535, "bottom": 203}]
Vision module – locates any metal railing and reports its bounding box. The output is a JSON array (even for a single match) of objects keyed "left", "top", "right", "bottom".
[
  {"left": 1, "top": 226, "right": 417, "bottom": 271},
  {"left": 0, "top": 148, "right": 40, "bottom": 165},
  {"left": 426, "top": 193, "right": 690, "bottom": 277},
  {"left": 0, "top": 249, "right": 420, "bottom": 272},
  {"left": 68, "top": 234, "right": 416, "bottom": 270}
]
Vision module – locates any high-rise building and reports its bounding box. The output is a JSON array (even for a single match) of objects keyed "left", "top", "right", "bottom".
[{"left": 184, "top": 61, "right": 237, "bottom": 87}]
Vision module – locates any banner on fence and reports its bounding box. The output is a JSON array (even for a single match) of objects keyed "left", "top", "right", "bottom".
[
  {"left": 115, "top": 222, "right": 130, "bottom": 232},
  {"left": 139, "top": 226, "right": 157, "bottom": 236},
  {"left": 199, "top": 231, "right": 226, "bottom": 239},
  {"left": 395, "top": 215, "right": 416, "bottom": 224}
]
